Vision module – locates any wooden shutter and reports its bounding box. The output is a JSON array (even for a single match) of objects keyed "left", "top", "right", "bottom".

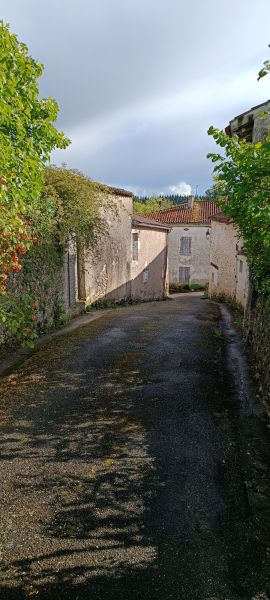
[
  {"left": 180, "top": 237, "right": 191, "bottom": 256},
  {"left": 179, "top": 266, "right": 190, "bottom": 283},
  {"left": 132, "top": 233, "right": 139, "bottom": 260}
]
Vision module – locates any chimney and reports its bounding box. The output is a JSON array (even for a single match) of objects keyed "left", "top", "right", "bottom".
[{"left": 187, "top": 195, "right": 194, "bottom": 209}]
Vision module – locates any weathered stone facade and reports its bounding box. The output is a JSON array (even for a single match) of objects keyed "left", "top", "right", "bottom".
[
  {"left": 0, "top": 244, "right": 72, "bottom": 353},
  {"left": 78, "top": 195, "right": 169, "bottom": 304},
  {"left": 131, "top": 215, "right": 169, "bottom": 300},
  {"left": 208, "top": 216, "right": 249, "bottom": 310},
  {"left": 147, "top": 199, "right": 218, "bottom": 287},
  {"left": 225, "top": 100, "right": 270, "bottom": 143},
  {"left": 79, "top": 192, "right": 133, "bottom": 304},
  {"left": 245, "top": 296, "right": 270, "bottom": 412},
  {"left": 1, "top": 184, "right": 171, "bottom": 352},
  {"left": 168, "top": 224, "right": 211, "bottom": 286}
]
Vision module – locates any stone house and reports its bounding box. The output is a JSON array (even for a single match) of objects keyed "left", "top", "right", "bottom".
[
  {"left": 208, "top": 213, "right": 249, "bottom": 310},
  {"left": 75, "top": 185, "right": 134, "bottom": 306},
  {"left": 131, "top": 215, "right": 170, "bottom": 300},
  {"left": 225, "top": 99, "right": 270, "bottom": 143},
  {"left": 0, "top": 183, "right": 170, "bottom": 351},
  {"left": 148, "top": 197, "right": 219, "bottom": 286},
  {"left": 66, "top": 184, "right": 170, "bottom": 309}
]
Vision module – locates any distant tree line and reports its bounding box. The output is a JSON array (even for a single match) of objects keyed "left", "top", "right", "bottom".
[
  {"left": 133, "top": 193, "right": 210, "bottom": 214},
  {"left": 138, "top": 194, "right": 188, "bottom": 205}
]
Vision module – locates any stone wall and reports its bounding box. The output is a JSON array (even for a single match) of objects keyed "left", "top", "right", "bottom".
[
  {"left": 82, "top": 195, "right": 133, "bottom": 304},
  {"left": 209, "top": 220, "right": 237, "bottom": 299},
  {"left": 131, "top": 226, "right": 168, "bottom": 300},
  {"left": 168, "top": 224, "right": 211, "bottom": 286},
  {"left": 245, "top": 295, "right": 270, "bottom": 411},
  {"left": 209, "top": 219, "right": 249, "bottom": 310},
  {"left": 0, "top": 241, "right": 75, "bottom": 353},
  {"left": 235, "top": 246, "right": 249, "bottom": 308}
]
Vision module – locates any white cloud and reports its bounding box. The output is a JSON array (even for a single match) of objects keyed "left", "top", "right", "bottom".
[{"left": 168, "top": 182, "right": 192, "bottom": 196}]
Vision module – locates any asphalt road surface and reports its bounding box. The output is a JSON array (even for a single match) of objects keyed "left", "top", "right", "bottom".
[{"left": 0, "top": 295, "right": 269, "bottom": 600}]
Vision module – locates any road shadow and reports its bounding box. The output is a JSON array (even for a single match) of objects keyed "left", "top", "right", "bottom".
[{"left": 0, "top": 299, "right": 270, "bottom": 600}]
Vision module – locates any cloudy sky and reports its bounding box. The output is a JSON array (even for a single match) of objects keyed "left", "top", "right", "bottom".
[{"left": 2, "top": 1, "right": 270, "bottom": 196}]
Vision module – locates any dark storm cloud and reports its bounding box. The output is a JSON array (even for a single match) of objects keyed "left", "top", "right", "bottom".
[{"left": 2, "top": 0, "right": 270, "bottom": 193}]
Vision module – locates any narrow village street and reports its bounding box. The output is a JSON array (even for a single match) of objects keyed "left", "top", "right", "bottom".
[{"left": 0, "top": 295, "right": 269, "bottom": 600}]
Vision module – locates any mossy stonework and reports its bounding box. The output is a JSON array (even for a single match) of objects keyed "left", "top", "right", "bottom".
[
  {"left": 245, "top": 295, "right": 270, "bottom": 411},
  {"left": 0, "top": 241, "right": 74, "bottom": 353}
]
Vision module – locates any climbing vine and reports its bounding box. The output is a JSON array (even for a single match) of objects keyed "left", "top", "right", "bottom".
[
  {"left": 43, "top": 167, "right": 109, "bottom": 246},
  {"left": 0, "top": 21, "right": 70, "bottom": 345},
  {"left": 1, "top": 166, "right": 112, "bottom": 348}
]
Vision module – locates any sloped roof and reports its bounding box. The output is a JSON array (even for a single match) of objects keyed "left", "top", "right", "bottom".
[
  {"left": 146, "top": 201, "right": 219, "bottom": 225},
  {"left": 210, "top": 211, "right": 231, "bottom": 223},
  {"left": 93, "top": 181, "right": 133, "bottom": 197},
  {"left": 132, "top": 214, "right": 170, "bottom": 231}
]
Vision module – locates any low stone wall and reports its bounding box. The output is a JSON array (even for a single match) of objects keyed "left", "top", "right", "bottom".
[
  {"left": 0, "top": 242, "right": 72, "bottom": 353},
  {"left": 245, "top": 295, "right": 270, "bottom": 411}
]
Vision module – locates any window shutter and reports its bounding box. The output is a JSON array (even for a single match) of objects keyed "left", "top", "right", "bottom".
[
  {"left": 179, "top": 267, "right": 190, "bottom": 283},
  {"left": 180, "top": 237, "right": 191, "bottom": 255},
  {"left": 132, "top": 233, "right": 139, "bottom": 260}
]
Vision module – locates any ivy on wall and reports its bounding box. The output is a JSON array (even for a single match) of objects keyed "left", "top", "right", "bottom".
[
  {"left": 207, "top": 128, "right": 270, "bottom": 295},
  {"left": 0, "top": 21, "right": 69, "bottom": 345},
  {"left": 1, "top": 167, "right": 112, "bottom": 348}
]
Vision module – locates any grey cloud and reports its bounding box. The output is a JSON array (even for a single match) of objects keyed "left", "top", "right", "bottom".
[{"left": 2, "top": 0, "right": 270, "bottom": 193}]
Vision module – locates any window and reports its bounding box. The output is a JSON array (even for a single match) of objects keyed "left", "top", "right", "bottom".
[
  {"left": 179, "top": 266, "right": 190, "bottom": 283},
  {"left": 180, "top": 236, "right": 191, "bottom": 256},
  {"left": 143, "top": 268, "right": 149, "bottom": 283},
  {"left": 239, "top": 260, "right": 243, "bottom": 273},
  {"left": 132, "top": 233, "right": 139, "bottom": 260}
]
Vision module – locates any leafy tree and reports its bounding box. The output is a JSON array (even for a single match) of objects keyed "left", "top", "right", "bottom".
[
  {"left": 0, "top": 21, "right": 69, "bottom": 292},
  {"left": 0, "top": 21, "right": 69, "bottom": 342},
  {"left": 207, "top": 127, "right": 270, "bottom": 293},
  {"left": 208, "top": 49, "right": 270, "bottom": 295},
  {"left": 133, "top": 195, "right": 173, "bottom": 214},
  {"left": 204, "top": 186, "right": 218, "bottom": 200}
]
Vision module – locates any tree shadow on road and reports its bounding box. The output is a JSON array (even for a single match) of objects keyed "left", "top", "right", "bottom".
[{"left": 0, "top": 306, "right": 270, "bottom": 600}]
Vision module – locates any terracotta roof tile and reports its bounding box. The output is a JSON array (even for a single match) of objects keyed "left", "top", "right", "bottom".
[
  {"left": 146, "top": 201, "right": 219, "bottom": 225},
  {"left": 132, "top": 214, "right": 170, "bottom": 230}
]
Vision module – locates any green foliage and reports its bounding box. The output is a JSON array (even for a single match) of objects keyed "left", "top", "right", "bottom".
[
  {"left": 169, "top": 282, "right": 205, "bottom": 293},
  {"left": 0, "top": 293, "right": 39, "bottom": 347},
  {"left": 2, "top": 166, "right": 112, "bottom": 347},
  {"left": 258, "top": 61, "right": 270, "bottom": 81},
  {"left": 213, "top": 327, "right": 223, "bottom": 338},
  {"left": 86, "top": 297, "right": 141, "bottom": 311},
  {"left": 43, "top": 167, "right": 109, "bottom": 247},
  {"left": 190, "top": 283, "right": 205, "bottom": 291},
  {"left": 2, "top": 236, "right": 64, "bottom": 347},
  {"left": 204, "top": 186, "right": 218, "bottom": 199},
  {"left": 133, "top": 195, "right": 173, "bottom": 214},
  {"left": 207, "top": 127, "right": 270, "bottom": 294},
  {"left": 0, "top": 21, "right": 69, "bottom": 344},
  {"left": 258, "top": 45, "right": 270, "bottom": 80},
  {"left": 134, "top": 194, "right": 209, "bottom": 214}
]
